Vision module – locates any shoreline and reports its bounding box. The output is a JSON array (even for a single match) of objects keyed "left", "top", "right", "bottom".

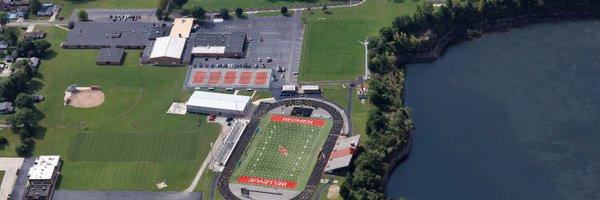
[{"left": 383, "top": 12, "right": 600, "bottom": 190}]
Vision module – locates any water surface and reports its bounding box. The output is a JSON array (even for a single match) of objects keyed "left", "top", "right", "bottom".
[{"left": 387, "top": 21, "right": 600, "bottom": 200}]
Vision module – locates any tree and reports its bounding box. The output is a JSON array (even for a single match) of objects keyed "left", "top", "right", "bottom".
[
  {"left": 191, "top": 6, "right": 206, "bottom": 21},
  {"left": 33, "top": 40, "right": 51, "bottom": 57},
  {"left": 15, "top": 39, "right": 34, "bottom": 57},
  {"left": 281, "top": 6, "right": 288, "bottom": 16},
  {"left": 219, "top": 8, "right": 230, "bottom": 20},
  {"left": 235, "top": 8, "right": 244, "bottom": 18},
  {"left": 2, "top": 27, "right": 19, "bottom": 45},
  {"left": 29, "top": 0, "right": 42, "bottom": 14},
  {"left": 322, "top": 5, "right": 328, "bottom": 11},
  {"left": 0, "top": 136, "right": 8, "bottom": 146},
  {"left": 8, "top": 108, "right": 40, "bottom": 130},
  {"left": 15, "top": 138, "right": 34, "bottom": 156},
  {"left": 15, "top": 93, "right": 34, "bottom": 109},
  {"left": 15, "top": 142, "right": 31, "bottom": 156},
  {"left": 78, "top": 9, "right": 88, "bottom": 21},
  {"left": 0, "top": 12, "right": 8, "bottom": 28},
  {"left": 156, "top": 8, "right": 164, "bottom": 20}
]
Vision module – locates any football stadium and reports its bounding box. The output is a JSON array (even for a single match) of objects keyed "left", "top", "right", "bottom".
[
  {"left": 218, "top": 98, "right": 345, "bottom": 200},
  {"left": 229, "top": 113, "right": 332, "bottom": 191}
]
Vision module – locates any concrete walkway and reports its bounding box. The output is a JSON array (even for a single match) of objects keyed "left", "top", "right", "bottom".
[
  {"left": 315, "top": 176, "right": 335, "bottom": 200},
  {"left": 184, "top": 117, "right": 230, "bottom": 192},
  {"left": 0, "top": 157, "right": 24, "bottom": 200},
  {"left": 184, "top": 150, "right": 212, "bottom": 192}
]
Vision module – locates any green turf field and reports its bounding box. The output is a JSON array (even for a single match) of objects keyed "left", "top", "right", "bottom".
[
  {"left": 230, "top": 113, "right": 332, "bottom": 191},
  {"left": 0, "top": 27, "right": 221, "bottom": 190},
  {"left": 184, "top": 0, "right": 348, "bottom": 11},
  {"left": 300, "top": 0, "right": 423, "bottom": 81}
]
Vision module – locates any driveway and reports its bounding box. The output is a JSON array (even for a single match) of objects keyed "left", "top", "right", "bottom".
[{"left": 9, "top": 157, "right": 35, "bottom": 200}]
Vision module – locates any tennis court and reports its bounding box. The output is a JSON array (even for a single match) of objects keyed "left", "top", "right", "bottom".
[
  {"left": 191, "top": 71, "right": 206, "bottom": 84},
  {"left": 186, "top": 68, "right": 272, "bottom": 89},
  {"left": 224, "top": 71, "right": 238, "bottom": 85}
]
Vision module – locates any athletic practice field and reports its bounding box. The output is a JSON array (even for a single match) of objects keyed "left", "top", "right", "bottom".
[{"left": 230, "top": 113, "right": 332, "bottom": 191}]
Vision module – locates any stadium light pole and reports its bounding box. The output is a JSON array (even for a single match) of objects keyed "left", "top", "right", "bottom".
[{"left": 358, "top": 37, "right": 369, "bottom": 80}]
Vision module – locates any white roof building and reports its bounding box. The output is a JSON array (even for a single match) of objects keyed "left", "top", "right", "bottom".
[
  {"left": 192, "top": 46, "right": 226, "bottom": 54},
  {"left": 28, "top": 155, "right": 61, "bottom": 180},
  {"left": 186, "top": 91, "right": 251, "bottom": 115},
  {"left": 150, "top": 36, "right": 187, "bottom": 59},
  {"left": 302, "top": 85, "right": 320, "bottom": 91},
  {"left": 282, "top": 85, "right": 297, "bottom": 92}
]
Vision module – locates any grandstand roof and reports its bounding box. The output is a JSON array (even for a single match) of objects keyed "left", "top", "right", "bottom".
[
  {"left": 325, "top": 135, "right": 360, "bottom": 171},
  {"left": 28, "top": 155, "right": 60, "bottom": 180},
  {"left": 150, "top": 36, "right": 186, "bottom": 59},
  {"left": 186, "top": 91, "right": 251, "bottom": 113},
  {"left": 170, "top": 18, "right": 194, "bottom": 38}
]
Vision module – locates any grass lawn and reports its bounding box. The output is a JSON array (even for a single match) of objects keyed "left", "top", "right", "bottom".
[
  {"left": 192, "top": 167, "right": 226, "bottom": 200},
  {"left": 236, "top": 90, "right": 254, "bottom": 97},
  {"left": 255, "top": 11, "right": 294, "bottom": 17},
  {"left": 252, "top": 91, "right": 273, "bottom": 101},
  {"left": 321, "top": 84, "right": 372, "bottom": 143},
  {"left": 300, "top": 0, "right": 423, "bottom": 81},
  {"left": 230, "top": 113, "right": 332, "bottom": 191},
  {"left": 46, "top": 0, "right": 159, "bottom": 20},
  {"left": 0, "top": 171, "right": 4, "bottom": 187},
  {"left": 184, "top": 0, "right": 349, "bottom": 11},
  {"left": 0, "top": 27, "right": 222, "bottom": 191}
]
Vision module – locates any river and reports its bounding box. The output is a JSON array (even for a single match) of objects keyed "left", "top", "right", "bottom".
[{"left": 386, "top": 21, "right": 600, "bottom": 200}]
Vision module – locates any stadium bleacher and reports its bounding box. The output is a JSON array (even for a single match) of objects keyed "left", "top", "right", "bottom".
[{"left": 217, "top": 98, "right": 344, "bottom": 200}]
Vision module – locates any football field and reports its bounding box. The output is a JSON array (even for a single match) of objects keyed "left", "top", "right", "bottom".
[{"left": 230, "top": 113, "right": 332, "bottom": 191}]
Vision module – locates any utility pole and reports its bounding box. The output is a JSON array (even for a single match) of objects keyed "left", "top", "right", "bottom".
[{"left": 358, "top": 37, "right": 369, "bottom": 80}]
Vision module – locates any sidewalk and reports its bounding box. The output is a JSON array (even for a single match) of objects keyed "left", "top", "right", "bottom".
[{"left": 0, "top": 157, "right": 24, "bottom": 200}]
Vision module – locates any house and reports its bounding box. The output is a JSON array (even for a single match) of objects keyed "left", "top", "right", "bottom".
[
  {"left": 30, "top": 57, "right": 40, "bottom": 67},
  {"left": 12, "top": 0, "right": 29, "bottom": 6},
  {"left": 0, "top": 40, "right": 8, "bottom": 50},
  {"left": 24, "top": 30, "right": 45, "bottom": 39},
  {"left": 6, "top": 55, "right": 14, "bottom": 62},
  {"left": 51, "top": 5, "right": 60, "bottom": 13},
  {"left": 0, "top": 102, "right": 14, "bottom": 114}
]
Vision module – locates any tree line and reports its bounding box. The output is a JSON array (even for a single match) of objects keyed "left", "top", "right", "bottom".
[
  {"left": 0, "top": 27, "right": 51, "bottom": 156},
  {"left": 340, "top": 0, "right": 600, "bottom": 199}
]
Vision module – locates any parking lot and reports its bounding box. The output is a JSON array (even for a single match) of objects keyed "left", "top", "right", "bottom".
[
  {"left": 70, "top": 9, "right": 158, "bottom": 22},
  {"left": 191, "top": 11, "right": 305, "bottom": 90}
]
